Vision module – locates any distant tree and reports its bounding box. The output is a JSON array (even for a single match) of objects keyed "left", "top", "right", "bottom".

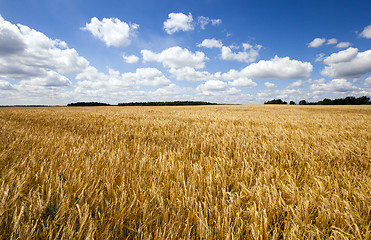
[
  {"left": 264, "top": 99, "right": 288, "bottom": 104},
  {"left": 317, "top": 98, "right": 332, "bottom": 105},
  {"left": 298, "top": 96, "right": 369, "bottom": 105},
  {"left": 67, "top": 102, "right": 111, "bottom": 106},
  {"left": 354, "top": 96, "right": 370, "bottom": 105},
  {"left": 289, "top": 101, "right": 296, "bottom": 105},
  {"left": 117, "top": 101, "right": 218, "bottom": 106}
]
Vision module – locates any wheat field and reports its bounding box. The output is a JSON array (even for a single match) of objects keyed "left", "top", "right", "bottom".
[{"left": 0, "top": 105, "right": 370, "bottom": 239}]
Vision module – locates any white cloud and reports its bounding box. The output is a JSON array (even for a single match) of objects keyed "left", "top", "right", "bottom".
[
  {"left": 321, "top": 48, "right": 371, "bottom": 79},
  {"left": 308, "top": 38, "right": 326, "bottom": 48},
  {"left": 163, "top": 13, "right": 221, "bottom": 34},
  {"left": 241, "top": 56, "right": 313, "bottom": 79},
  {"left": 197, "top": 80, "right": 227, "bottom": 91},
  {"left": 153, "top": 83, "right": 189, "bottom": 96},
  {"left": 315, "top": 53, "right": 325, "bottom": 62},
  {"left": 196, "top": 80, "right": 241, "bottom": 96},
  {"left": 197, "top": 16, "right": 222, "bottom": 29},
  {"left": 327, "top": 38, "right": 338, "bottom": 45},
  {"left": 197, "top": 38, "right": 223, "bottom": 48},
  {"left": 323, "top": 47, "right": 358, "bottom": 64},
  {"left": 287, "top": 80, "right": 303, "bottom": 88},
  {"left": 0, "top": 15, "right": 91, "bottom": 89},
  {"left": 264, "top": 82, "right": 276, "bottom": 88},
  {"left": 220, "top": 69, "right": 243, "bottom": 80},
  {"left": 141, "top": 46, "right": 208, "bottom": 69},
  {"left": 76, "top": 66, "right": 135, "bottom": 89},
  {"left": 360, "top": 24, "right": 371, "bottom": 38},
  {"left": 130, "top": 68, "right": 171, "bottom": 86},
  {"left": 221, "top": 44, "right": 261, "bottom": 63},
  {"left": 169, "top": 67, "right": 212, "bottom": 82},
  {"left": 163, "top": 13, "right": 194, "bottom": 34},
  {"left": 197, "top": 16, "right": 210, "bottom": 29},
  {"left": 242, "top": 43, "right": 253, "bottom": 51},
  {"left": 122, "top": 54, "right": 139, "bottom": 63},
  {"left": 336, "top": 42, "right": 351, "bottom": 48},
  {"left": 310, "top": 78, "right": 358, "bottom": 94},
  {"left": 20, "top": 70, "right": 71, "bottom": 87},
  {"left": 77, "top": 67, "right": 169, "bottom": 88},
  {"left": 228, "top": 78, "right": 257, "bottom": 88},
  {"left": 81, "top": 17, "right": 138, "bottom": 47},
  {"left": 211, "top": 19, "right": 222, "bottom": 26},
  {"left": 219, "top": 70, "right": 257, "bottom": 88}
]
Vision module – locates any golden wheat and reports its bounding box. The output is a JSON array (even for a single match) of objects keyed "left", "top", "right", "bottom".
[{"left": 0, "top": 105, "right": 370, "bottom": 239}]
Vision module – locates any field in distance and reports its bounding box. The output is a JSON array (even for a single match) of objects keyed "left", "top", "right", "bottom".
[{"left": 0, "top": 105, "right": 370, "bottom": 239}]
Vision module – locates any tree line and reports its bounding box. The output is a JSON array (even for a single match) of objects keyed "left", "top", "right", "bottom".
[
  {"left": 264, "top": 96, "right": 370, "bottom": 105},
  {"left": 118, "top": 101, "right": 218, "bottom": 106},
  {"left": 67, "top": 102, "right": 111, "bottom": 106},
  {"left": 67, "top": 101, "right": 218, "bottom": 106}
]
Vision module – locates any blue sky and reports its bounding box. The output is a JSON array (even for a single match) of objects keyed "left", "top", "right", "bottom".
[{"left": 0, "top": 0, "right": 370, "bottom": 105}]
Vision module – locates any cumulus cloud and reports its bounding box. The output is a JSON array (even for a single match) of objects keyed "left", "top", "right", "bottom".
[
  {"left": 310, "top": 78, "right": 358, "bottom": 94},
  {"left": 77, "top": 66, "right": 169, "bottom": 88},
  {"left": 221, "top": 44, "right": 261, "bottom": 63},
  {"left": 287, "top": 80, "right": 303, "bottom": 88},
  {"left": 336, "top": 42, "right": 351, "bottom": 48},
  {"left": 20, "top": 70, "right": 72, "bottom": 87},
  {"left": 327, "top": 38, "right": 338, "bottom": 45},
  {"left": 0, "top": 22, "right": 26, "bottom": 56},
  {"left": 163, "top": 13, "right": 194, "bottom": 34},
  {"left": 321, "top": 47, "right": 371, "bottom": 79},
  {"left": 241, "top": 56, "right": 313, "bottom": 79},
  {"left": 197, "top": 80, "right": 227, "bottom": 91},
  {"left": 196, "top": 80, "right": 240, "bottom": 96},
  {"left": 264, "top": 82, "right": 276, "bottom": 88},
  {"left": 197, "top": 38, "right": 223, "bottom": 48},
  {"left": 360, "top": 24, "right": 371, "bottom": 38},
  {"left": 228, "top": 78, "right": 257, "bottom": 88},
  {"left": 0, "top": 15, "right": 89, "bottom": 89},
  {"left": 153, "top": 83, "right": 189, "bottom": 96},
  {"left": 219, "top": 69, "right": 257, "bottom": 88},
  {"left": 169, "top": 67, "right": 212, "bottom": 82},
  {"left": 81, "top": 17, "right": 138, "bottom": 47},
  {"left": 323, "top": 47, "right": 358, "bottom": 64},
  {"left": 308, "top": 38, "right": 326, "bottom": 48},
  {"left": 130, "top": 68, "right": 171, "bottom": 86},
  {"left": 141, "top": 46, "right": 208, "bottom": 69},
  {"left": 76, "top": 66, "right": 135, "bottom": 90},
  {"left": 122, "top": 54, "right": 139, "bottom": 63}
]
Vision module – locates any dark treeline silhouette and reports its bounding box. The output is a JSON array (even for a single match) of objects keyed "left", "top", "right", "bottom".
[
  {"left": 118, "top": 101, "right": 218, "bottom": 106},
  {"left": 298, "top": 96, "right": 370, "bottom": 105},
  {"left": 264, "top": 99, "right": 288, "bottom": 104},
  {"left": 66, "top": 101, "right": 218, "bottom": 107},
  {"left": 67, "top": 102, "right": 111, "bottom": 106},
  {"left": 265, "top": 96, "right": 370, "bottom": 105}
]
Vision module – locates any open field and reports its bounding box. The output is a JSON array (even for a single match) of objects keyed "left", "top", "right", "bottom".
[{"left": 0, "top": 105, "right": 370, "bottom": 239}]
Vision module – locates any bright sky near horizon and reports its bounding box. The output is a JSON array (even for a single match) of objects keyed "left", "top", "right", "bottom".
[{"left": 0, "top": 0, "right": 370, "bottom": 105}]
